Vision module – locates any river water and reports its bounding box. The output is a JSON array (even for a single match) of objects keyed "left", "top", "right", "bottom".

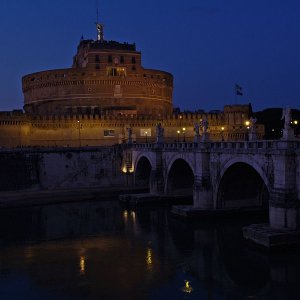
[{"left": 0, "top": 200, "right": 299, "bottom": 300}]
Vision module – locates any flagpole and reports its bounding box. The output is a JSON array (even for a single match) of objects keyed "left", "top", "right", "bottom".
[
  {"left": 235, "top": 84, "right": 237, "bottom": 104},
  {"left": 235, "top": 89, "right": 237, "bottom": 104}
]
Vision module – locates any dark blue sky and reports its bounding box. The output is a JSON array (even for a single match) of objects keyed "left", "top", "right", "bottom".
[{"left": 0, "top": 0, "right": 299, "bottom": 112}]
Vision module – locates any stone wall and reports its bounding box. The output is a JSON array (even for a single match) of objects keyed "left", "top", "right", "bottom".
[{"left": 0, "top": 146, "right": 125, "bottom": 191}]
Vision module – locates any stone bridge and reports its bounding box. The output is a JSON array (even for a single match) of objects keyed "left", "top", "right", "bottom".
[{"left": 124, "top": 140, "right": 300, "bottom": 246}]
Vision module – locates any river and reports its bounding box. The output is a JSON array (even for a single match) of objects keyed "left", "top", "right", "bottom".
[{"left": 0, "top": 200, "right": 299, "bottom": 300}]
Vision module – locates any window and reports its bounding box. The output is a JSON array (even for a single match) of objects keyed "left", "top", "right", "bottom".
[
  {"left": 108, "top": 55, "right": 112, "bottom": 63},
  {"left": 132, "top": 56, "right": 136, "bottom": 64},
  {"left": 140, "top": 128, "right": 151, "bottom": 136},
  {"left": 104, "top": 129, "right": 115, "bottom": 137},
  {"left": 132, "top": 65, "right": 136, "bottom": 71},
  {"left": 114, "top": 85, "right": 122, "bottom": 97},
  {"left": 120, "top": 56, "right": 124, "bottom": 63},
  {"left": 95, "top": 64, "right": 100, "bottom": 70},
  {"left": 106, "top": 67, "right": 126, "bottom": 76},
  {"left": 95, "top": 55, "right": 100, "bottom": 63}
]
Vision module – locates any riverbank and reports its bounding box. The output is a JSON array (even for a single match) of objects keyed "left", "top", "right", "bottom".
[{"left": 0, "top": 186, "right": 147, "bottom": 208}]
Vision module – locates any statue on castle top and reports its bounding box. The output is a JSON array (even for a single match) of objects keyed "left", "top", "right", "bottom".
[
  {"left": 96, "top": 22, "right": 104, "bottom": 42},
  {"left": 281, "top": 107, "right": 292, "bottom": 130}
]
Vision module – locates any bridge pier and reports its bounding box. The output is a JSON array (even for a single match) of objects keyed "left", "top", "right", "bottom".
[
  {"left": 269, "top": 188, "right": 299, "bottom": 230},
  {"left": 149, "top": 148, "right": 165, "bottom": 195},
  {"left": 193, "top": 175, "right": 213, "bottom": 209},
  {"left": 149, "top": 169, "right": 165, "bottom": 195}
]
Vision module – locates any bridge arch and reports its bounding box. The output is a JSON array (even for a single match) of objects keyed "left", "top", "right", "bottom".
[
  {"left": 165, "top": 158, "right": 194, "bottom": 196},
  {"left": 133, "top": 152, "right": 155, "bottom": 171},
  {"left": 215, "top": 157, "right": 270, "bottom": 209},
  {"left": 134, "top": 155, "right": 153, "bottom": 189},
  {"left": 165, "top": 153, "right": 196, "bottom": 176}
]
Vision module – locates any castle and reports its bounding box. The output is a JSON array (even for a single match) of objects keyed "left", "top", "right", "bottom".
[{"left": 0, "top": 24, "right": 263, "bottom": 148}]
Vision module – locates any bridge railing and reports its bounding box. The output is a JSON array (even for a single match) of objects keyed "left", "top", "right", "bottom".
[
  {"left": 211, "top": 140, "right": 300, "bottom": 151},
  {"left": 130, "top": 142, "right": 201, "bottom": 150},
  {"left": 130, "top": 139, "right": 300, "bottom": 151}
]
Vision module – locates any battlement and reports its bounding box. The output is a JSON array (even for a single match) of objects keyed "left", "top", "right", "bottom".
[{"left": 89, "top": 40, "right": 136, "bottom": 51}]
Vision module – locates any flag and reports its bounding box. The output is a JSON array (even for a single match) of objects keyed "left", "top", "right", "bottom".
[{"left": 235, "top": 84, "right": 243, "bottom": 96}]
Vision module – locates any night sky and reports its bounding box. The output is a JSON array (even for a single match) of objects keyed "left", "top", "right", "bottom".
[{"left": 0, "top": 0, "right": 299, "bottom": 112}]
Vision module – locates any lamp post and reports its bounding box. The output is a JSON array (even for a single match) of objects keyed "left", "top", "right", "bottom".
[
  {"left": 245, "top": 121, "right": 250, "bottom": 141},
  {"left": 292, "top": 120, "right": 298, "bottom": 137},
  {"left": 177, "top": 130, "right": 180, "bottom": 142},
  {"left": 221, "top": 126, "right": 225, "bottom": 141},
  {"left": 182, "top": 127, "right": 186, "bottom": 142},
  {"left": 77, "top": 120, "right": 82, "bottom": 147},
  {"left": 145, "top": 131, "right": 148, "bottom": 143}
]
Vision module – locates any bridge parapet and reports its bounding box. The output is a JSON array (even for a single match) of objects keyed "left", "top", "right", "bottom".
[
  {"left": 130, "top": 142, "right": 200, "bottom": 150},
  {"left": 130, "top": 139, "right": 300, "bottom": 152}
]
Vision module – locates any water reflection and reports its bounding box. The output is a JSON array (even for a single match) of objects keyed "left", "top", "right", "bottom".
[
  {"left": 182, "top": 280, "right": 193, "bottom": 294},
  {"left": 146, "top": 247, "right": 153, "bottom": 271},
  {"left": 79, "top": 256, "right": 86, "bottom": 275},
  {"left": 0, "top": 201, "right": 299, "bottom": 299}
]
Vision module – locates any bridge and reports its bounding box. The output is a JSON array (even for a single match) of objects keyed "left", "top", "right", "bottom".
[{"left": 123, "top": 139, "right": 300, "bottom": 247}]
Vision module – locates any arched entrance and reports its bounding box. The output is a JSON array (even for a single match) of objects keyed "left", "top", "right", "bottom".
[
  {"left": 134, "top": 156, "right": 152, "bottom": 189},
  {"left": 166, "top": 159, "right": 194, "bottom": 196},
  {"left": 217, "top": 162, "right": 269, "bottom": 208}
]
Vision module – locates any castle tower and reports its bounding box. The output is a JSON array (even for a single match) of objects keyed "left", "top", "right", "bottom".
[{"left": 22, "top": 24, "right": 173, "bottom": 117}]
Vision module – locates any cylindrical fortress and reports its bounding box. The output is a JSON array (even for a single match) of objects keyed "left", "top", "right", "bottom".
[{"left": 22, "top": 39, "right": 173, "bottom": 116}]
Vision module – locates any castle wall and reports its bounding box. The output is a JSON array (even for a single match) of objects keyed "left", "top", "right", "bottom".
[{"left": 0, "top": 108, "right": 264, "bottom": 148}]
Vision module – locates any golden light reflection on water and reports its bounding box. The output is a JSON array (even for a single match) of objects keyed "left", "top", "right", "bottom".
[
  {"left": 24, "top": 246, "right": 34, "bottom": 260},
  {"left": 80, "top": 256, "right": 86, "bottom": 275},
  {"left": 131, "top": 211, "right": 136, "bottom": 222},
  {"left": 182, "top": 280, "right": 193, "bottom": 294},
  {"left": 123, "top": 210, "right": 128, "bottom": 221},
  {"left": 123, "top": 209, "right": 140, "bottom": 234},
  {"left": 146, "top": 247, "right": 153, "bottom": 271},
  {"left": 123, "top": 210, "right": 137, "bottom": 225}
]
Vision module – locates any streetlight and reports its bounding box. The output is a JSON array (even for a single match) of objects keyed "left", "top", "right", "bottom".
[
  {"left": 182, "top": 127, "right": 186, "bottom": 142},
  {"left": 221, "top": 126, "right": 225, "bottom": 141},
  {"left": 245, "top": 120, "right": 250, "bottom": 141},
  {"left": 145, "top": 131, "right": 148, "bottom": 143},
  {"left": 245, "top": 120, "right": 250, "bottom": 129},
  {"left": 177, "top": 130, "right": 180, "bottom": 142}
]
